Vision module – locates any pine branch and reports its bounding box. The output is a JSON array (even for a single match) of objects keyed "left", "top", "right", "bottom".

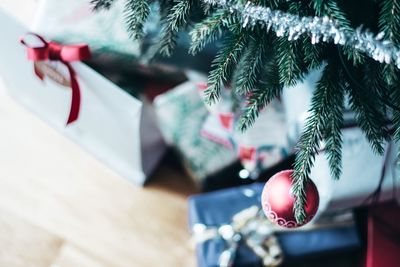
[
  {"left": 189, "top": 9, "right": 231, "bottom": 55},
  {"left": 379, "top": 0, "right": 400, "bottom": 45},
  {"left": 378, "top": 0, "right": 400, "bottom": 145},
  {"left": 237, "top": 59, "right": 282, "bottom": 131},
  {"left": 384, "top": 65, "right": 400, "bottom": 165},
  {"left": 157, "top": 0, "right": 192, "bottom": 57},
  {"left": 276, "top": 38, "right": 306, "bottom": 87},
  {"left": 363, "top": 61, "right": 390, "bottom": 119},
  {"left": 123, "top": 0, "right": 150, "bottom": 39},
  {"left": 312, "top": 0, "right": 349, "bottom": 27},
  {"left": 379, "top": 0, "right": 400, "bottom": 86},
  {"left": 90, "top": 0, "right": 115, "bottom": 11},
  {"left": 201, "top": 0, "right": 215, "bottom": 15},
  {"left": 323, "top": 69, "right": 345, "bottom": 180},
  {"left": 205, "top": 30, "right": 248, "bottom": 103},
  {"left": 346, "top": 72, "right": 388, "bottom": 155},
  {"left": 233, "top": 32, "right": 268, "bottom": 95},
  {"left": 273, "top": 2, "right": 309, "bottom": 87},
  {"left": 302, "top": 36, "right": 324, "bottom": 70},
  {"left": 292, "top": 63, "right": 343, "bottom": 223}
]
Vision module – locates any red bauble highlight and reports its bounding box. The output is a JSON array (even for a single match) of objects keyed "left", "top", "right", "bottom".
[{"left": 261, "top": 169, "right": 319, "bottom": 228}]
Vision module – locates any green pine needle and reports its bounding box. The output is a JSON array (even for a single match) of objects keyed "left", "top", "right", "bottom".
[
  {"left": 302, "top": 37, "right": 324, "bottom": 70},
  {"left": 346, "top": 75, "right": 388, "bottom": 155},
  {"left": 205, "top": 30, "right": 248, "bottom": 103},
  {"left": 379, "top": 0, "right": 400, "bottom": 88},
  {"left": 276, "top": 38, "right": 306, "bottom": 87},
  {"left": 293, "top": 63, "right": 344, "bottom": 223},
  {"left": 189, "top": 9, "right": 231, "bottom": 55},
  {"left": 379, "top": 0, "right": 400, "bottom": 45},
  {"left": 158, "top": 0, "right": 192, "bottom": 57},
  {"left": 323, "top": 70, "right": 345, "bottom": 180},
  {"left": 384, "top": 65, "right": 400, "bottom": 137},
  {"left": 234, "top": 33, "right": 268, "bottom": 95},
  {"left": 123, "top": 0, "right": 150, "bottom": 40},
  {"left": 237, "top": 57, "right": 282, "bottom": 131}
]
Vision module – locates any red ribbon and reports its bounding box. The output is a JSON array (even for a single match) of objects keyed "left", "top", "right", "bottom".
[{"left": 20, "top": 33, "right": 91, "bottom": 124}]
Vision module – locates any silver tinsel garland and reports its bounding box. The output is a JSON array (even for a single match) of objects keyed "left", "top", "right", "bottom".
[{"left": 203, "top": 0, "right": 400, "bottom": 69}]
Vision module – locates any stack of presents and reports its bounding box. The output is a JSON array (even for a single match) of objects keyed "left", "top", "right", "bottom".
[{"left": 0, "top": 1, "right": 399, "bottom": 266}]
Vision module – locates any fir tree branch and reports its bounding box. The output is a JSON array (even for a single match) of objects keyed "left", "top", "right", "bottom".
[
  {"left": 378, "top": 0, "right": 400, "bottom": 145},
  {"left": 90, "top": 0, "right": 115, "bottom": 11},
  {"left": 157, "top": 0, "right": 192, "bottom": 57},
  {"left": 379, "top": 0, "right": 400, "bottom": 45},
  {"left": 293, "top": 63, "right": 343, "bottom": 223},
  {"left": 302, "top": 37, "right": 324, "bottom": 70},
  {"left": 382, "top": 64, "right": 400, "bottom": 145},
  {"left": 189, "top": 9, "right": 231, "bottom": 55},
  {"left": 363, "top": 62, "right": 391, "bottom": 120},
  {"left": 345, "top": 73, "right": 388, "bottom": 155},
  {"left": 323, "top": 69, "right": 345, "bottom": 180},
  {"left": 276, "top": 38, "right": 306, "bottom": 87},
  {"left": 123, "top": 0, "right": 150, "bottom": 39},
  {"left": 205, "top": 30, "right": 248, "bottom": 103},
  {"left": 234, "top": 32, "right": 268, "bottom": 95},
  {"left": 274, "top": 2, "right": 309, "bottom": 87},
  {"left": 379, "top": 0, "right": 400, "bottom": 86},
  {"left": 237, "top": 58, "right": 282, "bottom": 131}
]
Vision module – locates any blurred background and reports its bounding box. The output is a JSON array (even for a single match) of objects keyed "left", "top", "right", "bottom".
[{"left": 0, "top": 0, "right": 399, "bottom": 267}]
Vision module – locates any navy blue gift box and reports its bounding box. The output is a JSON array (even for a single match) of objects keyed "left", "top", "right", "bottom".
[{"left": 188, "top": 183, "right": 361, "bottom": 267}]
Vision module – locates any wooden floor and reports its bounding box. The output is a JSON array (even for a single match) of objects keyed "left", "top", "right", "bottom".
[
  {"left": 0, "top": 2, "right": 199, "bottom": 266},
  {"left": 0, "top": 67, "right": 199, "bottom": 267}
]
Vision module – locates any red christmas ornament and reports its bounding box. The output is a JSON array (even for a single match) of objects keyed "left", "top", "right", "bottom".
[{"left": 261, "top": 169, "right": 319, "bottom": 228}]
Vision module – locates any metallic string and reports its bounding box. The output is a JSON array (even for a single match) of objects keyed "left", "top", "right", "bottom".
[{"left": 202, "top": 0, "right": 400, "bottom": 69}]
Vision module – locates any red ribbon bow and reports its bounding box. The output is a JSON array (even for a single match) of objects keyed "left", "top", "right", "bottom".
[{"left": 20, "top": 33, "right": 91, "bottom": 124}]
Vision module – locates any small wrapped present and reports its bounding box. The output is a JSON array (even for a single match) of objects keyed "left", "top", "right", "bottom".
[
  {"left": 153, "top": 77, "right": 237, "bottom": 186},
  {"left": 0, "top": 10, "right": 166, "bottom": 185},
  {"left": 199, "top": 85, "right": 290, "bottom": 179},
  {"left": 281, "top": 68, "right": 400, "bottom": 218},
  {"left": 188, "top": 183, "right": 361, "bottom": 267}
]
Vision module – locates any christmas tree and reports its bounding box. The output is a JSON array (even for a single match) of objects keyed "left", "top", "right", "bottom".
[{"left": 91, "top": 0, "right": 400, "bottom": 224}]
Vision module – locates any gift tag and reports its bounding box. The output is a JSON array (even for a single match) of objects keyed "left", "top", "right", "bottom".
[{"left": 34, "top": 62, "right": 71, "bottom": 87}]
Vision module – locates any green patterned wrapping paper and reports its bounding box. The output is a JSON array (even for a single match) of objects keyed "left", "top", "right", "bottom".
[
  {"left": 153, "top": 81, "right": 237, "bottom": 184},
  {"left": 33, "top": 0, "right": 140, "bottom": 66}
]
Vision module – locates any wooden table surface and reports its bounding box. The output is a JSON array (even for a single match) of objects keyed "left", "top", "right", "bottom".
[{"left": 0, "top": 1, "right": 199, "bottom": 266}]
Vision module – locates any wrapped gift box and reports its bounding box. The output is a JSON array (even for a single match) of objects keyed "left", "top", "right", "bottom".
[
  {"left": 0, "top": 9, "right": 166, "bottom": 185},
  {"left": 200, "top": 97, "right": 290, "bottom": 178},
  {"left": 153, "top": 78, "right": 237, "bottom": 186},
  {"left": 188, "top": 183, "right": 361, "bottom": 267},
  {"left": 281, "top": 68, "right": 400, "bottom": 218}
]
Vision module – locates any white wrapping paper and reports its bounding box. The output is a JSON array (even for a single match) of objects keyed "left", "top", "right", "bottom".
[{"left": 0, "top": 9, "right": 166, "bottom": 185}]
